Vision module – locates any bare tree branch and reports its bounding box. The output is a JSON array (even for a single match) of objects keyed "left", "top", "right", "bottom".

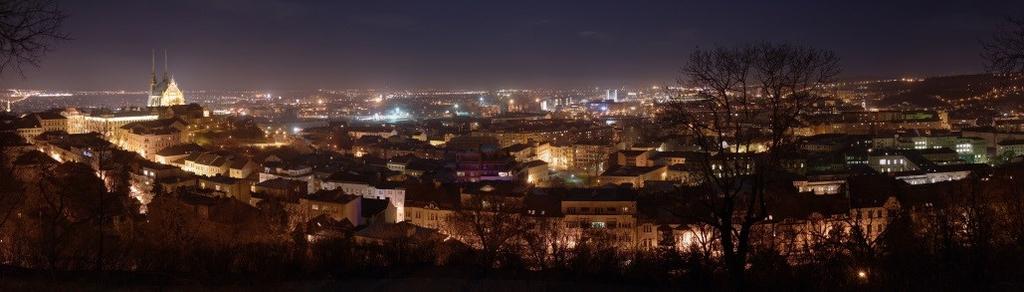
[
  {"left": 982, "top": 16, "right": 1024, "bottom": 75},
  {"left": 661, "top": 42, "right": 840, "bottom": 288},
  {"left": 0, "top": 0, "right": 68, "bottom": 78}
]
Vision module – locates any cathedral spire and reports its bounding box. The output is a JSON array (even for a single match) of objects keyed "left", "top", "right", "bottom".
[
  {"left": 150, "top": 49, "right": 156, "bottom": 84},
  {"left": 163, "top": 49, "right": 169, "bottom": 79}
]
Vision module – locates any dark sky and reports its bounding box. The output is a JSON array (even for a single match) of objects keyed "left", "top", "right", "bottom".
[{"left": 3, "top": 0, "right": 1023, "bottom": 90}]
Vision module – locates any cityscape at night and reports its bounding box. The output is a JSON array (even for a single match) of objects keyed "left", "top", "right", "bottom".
[{"left": 4, "top": 0, "right": 1024, "bottom": 290}]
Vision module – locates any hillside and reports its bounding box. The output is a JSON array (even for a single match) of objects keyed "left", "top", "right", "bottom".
[{"left": 839, "top": 74, "right": 1024, "bottom": 113}]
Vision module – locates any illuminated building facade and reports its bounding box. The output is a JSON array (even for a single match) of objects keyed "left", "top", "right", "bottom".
[
  {"left": 64, "top": 108, "right": 159, "bottom": 137},
  {"left": 560, "top": 189, "right": 638, "bottom": 247},
  {"left": 115, "top": 118, "right": 188, "bottom": 159},
  {"left": 536, "top": 142, "right": 613, "bottom": 175},
  {"left": 321, "top": 179, "right": 405, "bottom": 222}
]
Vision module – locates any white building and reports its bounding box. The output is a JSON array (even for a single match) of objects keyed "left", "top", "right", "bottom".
[{"left": 321, "top": 176, "right": 405, "bottom": 222}]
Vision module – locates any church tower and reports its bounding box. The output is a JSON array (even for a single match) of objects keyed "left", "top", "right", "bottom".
[{"left": 147, "top": 50, "right": 186, "bottom": 107}]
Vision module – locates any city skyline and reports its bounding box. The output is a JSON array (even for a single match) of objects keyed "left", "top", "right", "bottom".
[
  {"left": 1, "top": 0, "right": 1022, "bottom": 90},
  {"left": 5, "top": 1, "right": 1024, "bottom": 290}
]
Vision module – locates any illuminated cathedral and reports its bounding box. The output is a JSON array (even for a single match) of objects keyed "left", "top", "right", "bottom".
[{"left": 147, "top": 50, "right": 185, "bottom": 107}]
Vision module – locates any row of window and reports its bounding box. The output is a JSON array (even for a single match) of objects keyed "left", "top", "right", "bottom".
[
  {"left": 877, "top": 158, "right": 906, "bottom": 166},
  {"left": 854, "top": 208, "right": 886, "bottom": 219},
  {"left": 565, "top": 220, "right": 633, "bottom": 229},
  {"left": 412, "top": 211, "right": 443, "bottom": 221},
  {"left": 565, "top": 206, "right": 631, "bottom": 214}
]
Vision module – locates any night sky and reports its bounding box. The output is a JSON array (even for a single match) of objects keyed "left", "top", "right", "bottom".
[{"left": 4, "top": 0, "right": 1023, "bottom": 90}]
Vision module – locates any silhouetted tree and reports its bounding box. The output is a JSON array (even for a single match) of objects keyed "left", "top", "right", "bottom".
[
  {"left": 982, "top": 17, "right": 1024, "bottom": 75},
  {"left": 17, "top": 162, "right": 107, "bottom": 271},
  {"left": 663, "top": 42, "right": 840, "bottom": 289},
  {"left": 0, "top": 0, "right": 68, "bottom": 77},
  {"left": 0, "top": 143, "right": 26, "bottom": 231},
  {"left": 446, "top": 193, "right": 532, "bottom": 269},
  {"left": 519, "top": 216, "right": 571, "bottom": 270}
]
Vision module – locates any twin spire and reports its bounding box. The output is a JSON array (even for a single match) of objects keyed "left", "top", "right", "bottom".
[
  {"left": 151, "top": 49, "right": 170, "bottom": 83},
  {"left": 147, "top": 49, "right": 185, "bottom": 107}
]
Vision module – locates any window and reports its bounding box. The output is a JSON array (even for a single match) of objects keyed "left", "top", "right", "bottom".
[{"left": 591, "top": 222, "right": 606, "bottom": 229}]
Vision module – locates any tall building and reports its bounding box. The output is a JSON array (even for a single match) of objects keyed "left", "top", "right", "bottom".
[
  {"left": 606, "top": 89, "right": 618, "bottom": 102},
  {"left": 147, "top": 50, "right": 186, "bottom": 107}
]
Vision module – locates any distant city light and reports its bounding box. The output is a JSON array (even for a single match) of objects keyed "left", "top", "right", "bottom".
[{"left": 5, "top": 3, "right": 1024, "bottom": 289}]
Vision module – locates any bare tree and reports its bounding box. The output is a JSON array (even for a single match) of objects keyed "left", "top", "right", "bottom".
[
  {"left": 982, "top": 17, "right": 1024, "bottom": 75},
  {"left": 520, "top": 216, "right": 571, "bottom": 270},
  {"left": 0, "top": 145, "right": 26, "bottom": 232},
  {"left": 662, "top": 42, "right": 839, "bottom": 288},
  {"left": 446, "top": 193, "right": 532, "bottom": 269},
  {"left": 0, "top": 0, "right": 68, "bottom": 77}
]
